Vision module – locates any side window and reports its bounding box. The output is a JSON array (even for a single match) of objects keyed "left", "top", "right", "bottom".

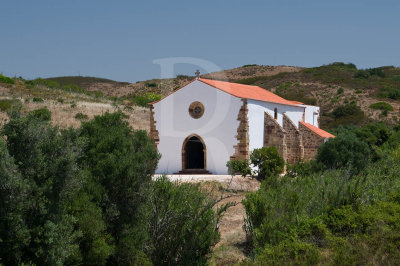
[{"left": 274, "top": 108, "right": 278, "bottom": 120}]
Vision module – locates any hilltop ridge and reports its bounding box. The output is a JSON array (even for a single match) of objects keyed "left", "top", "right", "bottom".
[{"left": 1, "top": 63, "right": 400, "bottom": 131}]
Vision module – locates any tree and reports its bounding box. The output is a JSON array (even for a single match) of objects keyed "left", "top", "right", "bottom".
[
  {"left": 250, "top": 147, "right": 285, "bottom": 180},
  {"left": 79, "top": 112, "right": 160, "bottom": 264},
  {"left": 1, "top": 112, "right": 84, "bottom": 265},
  {"left": 0, "top": 138, "right": 30, "bottom": 265}
]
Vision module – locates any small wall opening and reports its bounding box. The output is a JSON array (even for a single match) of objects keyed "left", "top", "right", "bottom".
[{"left": 274, "top": 108, "right": 278, "bottom": 120}]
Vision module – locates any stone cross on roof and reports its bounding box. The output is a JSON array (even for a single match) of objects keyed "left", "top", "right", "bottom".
[{"left": 195, "top": 70, "right": 200, "bottom": 79}]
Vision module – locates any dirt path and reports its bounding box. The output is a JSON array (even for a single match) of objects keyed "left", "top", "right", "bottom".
[{"left": 158, "top": 175, "right": 260, "bottom": 265}]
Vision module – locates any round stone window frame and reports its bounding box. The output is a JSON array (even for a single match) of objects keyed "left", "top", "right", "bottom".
[{"left": 188, "top": 101, "right": 205, "bottom": 119}]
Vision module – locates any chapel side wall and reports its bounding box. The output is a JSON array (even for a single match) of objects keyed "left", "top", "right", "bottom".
[
  {"left": 247, "top": 99, "right": 305, "bottom": 152},
  {"left": 299, "top": 123, "right": 326, "bottom": 161},
  {"left": 304, "top": 105, "right": 320, "bottom": 126},
  {"left": 283, "top": 114, "right": 304, "bottom": 164},
  {"left": 153, "top": 80, "right": 242, "bottom": 174}
]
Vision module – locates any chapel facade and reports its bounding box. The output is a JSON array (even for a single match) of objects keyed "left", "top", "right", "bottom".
[{"left": 149, "top": 78, "right": 334, "bottom": 174}]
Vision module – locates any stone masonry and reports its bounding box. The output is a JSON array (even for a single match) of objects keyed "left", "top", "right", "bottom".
[
  {"left": 263, "top": 111, "right": 287, "bottom": 160},
  {"left": 282, "top": 114, "right": 304, "bottom": 164},
  {"left": 299, "top": 122, "right": 327, "bottom": 161},
  {"left": 231, "top": 99, "right": 250, "bottom": 160},
  {"left": 149, "top": 105, "right": 160, "bottom": 148},
  {"left": 262, "top": 112, "right": 327, "bottom": 164}
]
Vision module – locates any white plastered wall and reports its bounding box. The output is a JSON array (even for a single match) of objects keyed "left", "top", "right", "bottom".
[
  {"left": 152, "top": 80, "right": 242, "bottom": 174},
  {"left": 303, "top": 105, "right": 320, "bottom": 126},
  {"left": 247, "top": 99, "right": 306, "bottom": 152}
]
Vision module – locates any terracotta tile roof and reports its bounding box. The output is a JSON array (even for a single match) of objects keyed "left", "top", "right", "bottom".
[
  {"left": 299, "top": 121, "right": 335, "bottom": 138},
  {"left": 198, "top": 78, "right": 303, "bottom": 107}
]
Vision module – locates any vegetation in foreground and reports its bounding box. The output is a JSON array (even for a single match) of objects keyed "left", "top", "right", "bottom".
[
  {"left": 0, "top": 109, "right": 220, "bottom": 265},
  {"left": 241, "top": 122, "right": 400, "bottom": 265}
]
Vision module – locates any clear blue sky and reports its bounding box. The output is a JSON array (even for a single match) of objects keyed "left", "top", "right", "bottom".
[{"left": 1, "top": 0, "right": 399, "bottom": 82}]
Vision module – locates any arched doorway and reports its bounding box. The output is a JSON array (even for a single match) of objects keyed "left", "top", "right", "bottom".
[{"left": 182, "top": 135, "right": 207, "bottom": 171}]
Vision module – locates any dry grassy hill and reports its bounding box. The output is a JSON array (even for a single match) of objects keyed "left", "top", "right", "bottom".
[{"left": 1, "top": 63, "right": 399, "bottom": 132}]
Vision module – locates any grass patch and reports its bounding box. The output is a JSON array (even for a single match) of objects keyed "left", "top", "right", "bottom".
[{"left": 369, "top": 102, "right": 394, "bottom": 111}]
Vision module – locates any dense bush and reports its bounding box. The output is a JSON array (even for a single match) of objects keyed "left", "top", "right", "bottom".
[
  {"left": 131, "top": 93, "right": 163, "bottom": 107},
  {"left": 145, "top": 82, "right": 157, "bottom": 87},
  {"left": 316, "top": 133, "right": 370, "bottom": 174},
  {"left": 62, "top": 84, "right": 86, "bottom": 94},
  {"left": 146, "top": 177, "right": 220, "bottom": 265},
  {"left": 28, "top": 107, "right": 52, "bottom": 121},
  {"left": 0, "top": 111, "right": 223, "bottom": 265},
  {"left": 27, "top": 78, "right": 60, "bottom": 89},
  {"left": 250, "top": 147, "right": 285, "bottom": 180},
  {"left": 354, "top": 67, "right": 385, "bottom": 79},
  {"left": 369, "top": 101, "right": 394, "bottom": 111},
  {"left": 226, "top": 159, "right": 251, "bottom": 177},
  {"left": 79, "top": 112, "right": 160, "bottom": 263},
  {"left": 0, "top": 99, "right": 21, "bottom": 111},
  {"left": 0, "top": 74, "right": 15, "bottom": 84},
  {"left": 32, "top": 97, "right": 44, "bottom": 102},
  {"left": 74, "top": 112, "right": 88, "bottom": 120},
  {"left": 243, "top": 151, "right": 400, "bottom": 264},
  {"left": 379, "top": 87, "right": 400, "bottom": 100},
  {"left": 1, "top": 112, "right": 84, "bottom": 265},
  {"left": 331, "top": 103, "right": 362, "bottom": 119}
]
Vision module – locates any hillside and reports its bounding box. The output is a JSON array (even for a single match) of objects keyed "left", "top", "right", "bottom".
[
  {"left": 1, "top": 63, "right": 400, "bottom": 131},
  {"left": 0, "top": 78, "right": 149, "bottom": 131}
]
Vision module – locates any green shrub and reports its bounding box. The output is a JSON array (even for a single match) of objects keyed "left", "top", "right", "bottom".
[
  {"left": 146, "top": 92, "right": 162, "bottom": 103},
  {"left": 0, "top": 74, "right": 15, "bottom": 84},
  {"left": 286, "top": 161, "right": 314, "bottom": 178},
  {"left": 0, "top": 99, "right": 22, "bottom": 112},
  {"left": 316, "top": 133, "right": 370, "bottom": 174},
  {"left": 28, "top": 108, "right": 52, "bottom": 121},
  {"left": 1, "top": 111, "right": 85, "bottom": 264},
  {"left": 369, "top": 102, "right": 394, "bottom": 111},
  {"left": 32, "top": 97, "right": 44, "bottom": 102},
  {"left": 28, "top": 78, "right": 60, "bottom": 88},
  {"left": 255, "top": 239, "right": 320, "bottom": 265},
  {"left": 354, "top": 122, "right": 391, "bottom": 147},
  {"left": 243, "top": 152, "right": 400, "bottom": 264},
  {"left": 131, "top": 93, "right": 163, "bottom": 107},
  {"left": 146, "top": 176, "right": 220, "bottom": 265},
  {"left": 226, "top": 159, "right": 251, "bottom": 177},
  {"left": 379, "top": 87, "right": 400, "bottom": 100},
  {"left": 354, "top": 68, "right": 385, "bottom": 79},
  {"left": 249, "top": 147, "right": 285, "bottom": 180},
  {"left": 62, "top": 84, "right": 86, "bottom": 94},
  {"left": 332, "top": 103, "right": 362, "bottom": 119},
  {"left": 57, "top": 97, "right": 65, "bottom": 104},
  {"left": 75, "top": 112, "right": 88, "bottom": 120},
  {"left": 337, "top": 87, "right": 344, "bottom": 94},
  {"left": 79, "top": 112, "right": 160, "bottom": 263},
  {"left": 0, "top": 99, "right": 12, "bottom": 111},
  {"left": 145, "top": 82, "right": 157, "bottom": 87}
]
